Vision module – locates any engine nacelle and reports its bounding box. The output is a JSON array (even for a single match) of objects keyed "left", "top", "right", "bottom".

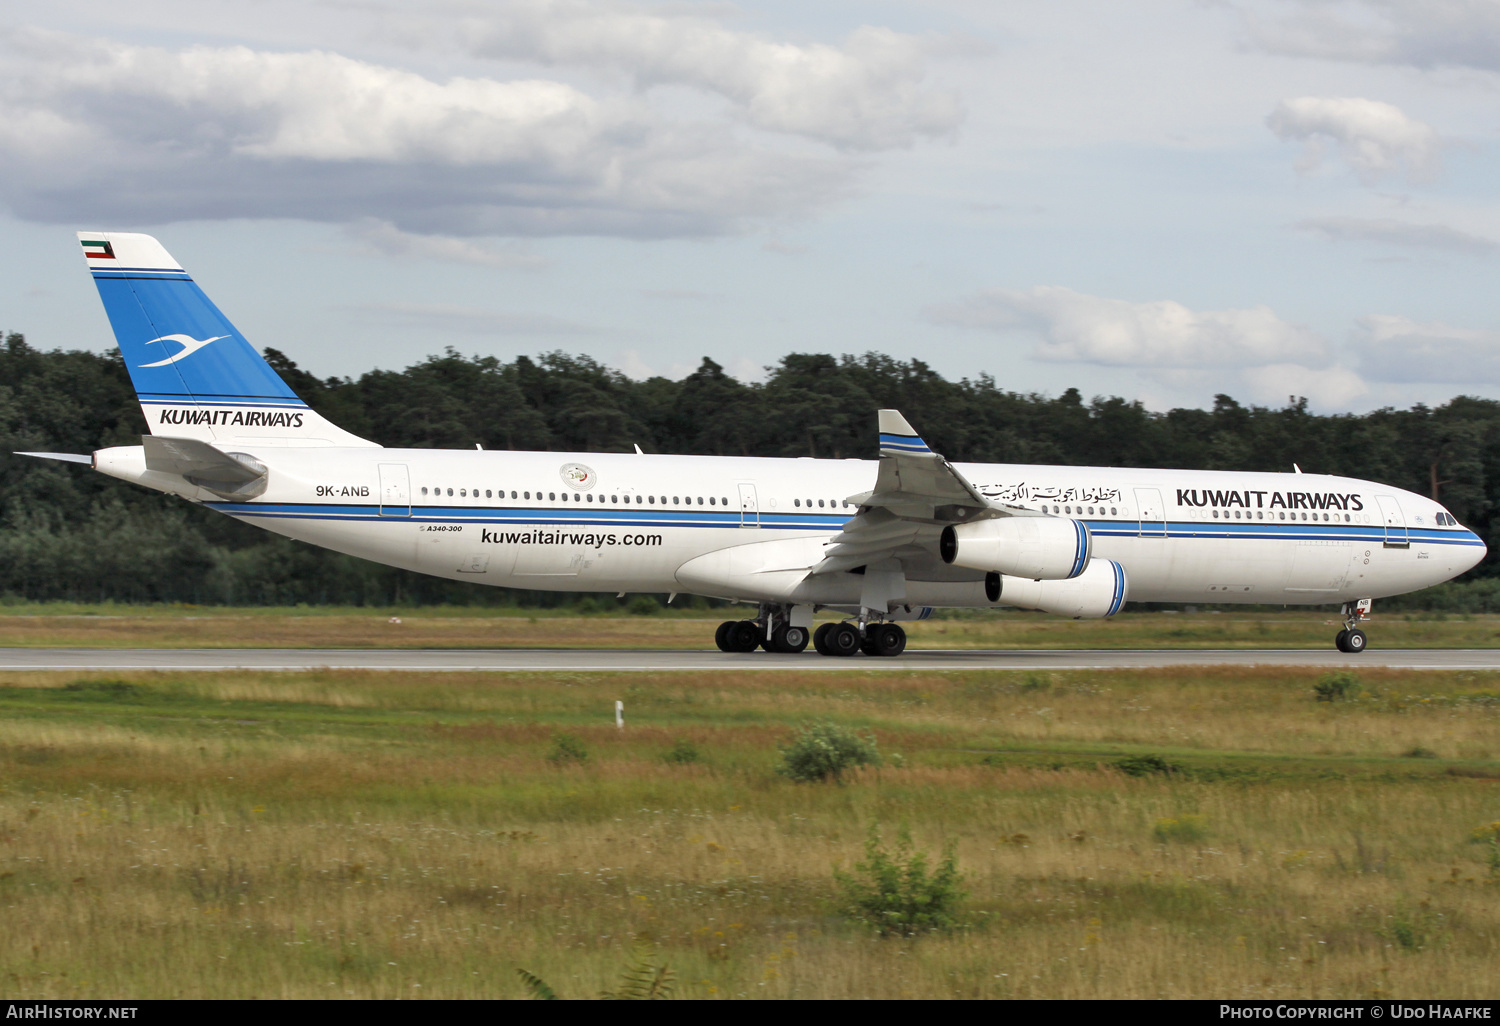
[
  {"left": 1000, "top": 558, "right": 1127, "bottom": 619},
  {"left": 940, "top": 516, "right": 1091, "bottom": 580}
]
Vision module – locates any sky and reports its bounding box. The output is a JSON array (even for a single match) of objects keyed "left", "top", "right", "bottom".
[{"left": 2, "top": 0, "right": 1499, "bottom": 414}]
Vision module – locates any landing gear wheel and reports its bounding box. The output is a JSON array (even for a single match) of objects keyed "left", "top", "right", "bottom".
[
  {"left": 1344, "top": 628, "right": 1367, "bottom": 653},
  {"left": 771, "top": 624, "right": 809, "bottom": 654},
  {"left": 1334, "top": 628, "right": 1350, "bottom": 653},
  {"left": 727, "top": 620, "right": 761, "bottom": 652},
  {"left": 871, "top": 623, "right": 907, "bottom": 658},
  {"left": 860, "top": 630, "right": 880, "bottom": 656},
  {"left": 813, "top": 623, "right": 835, "bottom": 656},
  {"left": 715, "top": 620, "right": 736, "bottom": 652},
  {"left": 826, "top": 622, "right": 861, "bottom": 657}
]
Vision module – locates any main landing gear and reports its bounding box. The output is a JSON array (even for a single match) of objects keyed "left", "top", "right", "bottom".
[
  {"left": 714, "top": 608, "right": 810, "bottom": 654},
  {"left": 1334, "top": 599, "right": 1371, "bottom": 654},
  {"left": 713, "top": 606, "right": 906, "bottom": 657},
  {"left": 813, "top": 621, "right": 906, "bottom": 658}
]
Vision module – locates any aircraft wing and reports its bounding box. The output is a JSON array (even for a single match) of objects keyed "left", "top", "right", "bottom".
[{"left": 812, "top": 410, "right": 1036, "bottom": 575}]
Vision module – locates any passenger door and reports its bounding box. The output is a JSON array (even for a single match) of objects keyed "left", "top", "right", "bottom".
[
  {"left": 1376, "top": 494, "right": 1408, "bottom": 548},
  {"left": 1134, "top": 487, "right": 1166, "bottom": 538},
  {"left": 738, "top": 483, "right": 760, "bottom": 527},
  {"left": 378, "top": 464, "right": 411, "bottom": 517}
]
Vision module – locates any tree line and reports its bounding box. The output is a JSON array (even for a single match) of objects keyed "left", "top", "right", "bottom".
[{"left": 2, "top": 330, "right": 1498, "bottom": 608}]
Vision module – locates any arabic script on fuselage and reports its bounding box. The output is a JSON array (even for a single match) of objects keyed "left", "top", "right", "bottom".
[{"left": 976, "top": 482, "right": 1123, "bottom": 504}]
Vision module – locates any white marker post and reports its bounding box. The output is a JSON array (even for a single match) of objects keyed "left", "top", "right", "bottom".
[{"left": 615, "top": 700, "right": 624, "bottom": 730}]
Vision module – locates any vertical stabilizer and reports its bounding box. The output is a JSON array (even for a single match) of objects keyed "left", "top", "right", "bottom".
[{"left": 79, "top": 231, "right": 375, "bottom": 447}]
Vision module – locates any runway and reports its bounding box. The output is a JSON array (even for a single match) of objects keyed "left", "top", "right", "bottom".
[{"left": 2, "top": 647, "right": 1499, "bottom": 671}]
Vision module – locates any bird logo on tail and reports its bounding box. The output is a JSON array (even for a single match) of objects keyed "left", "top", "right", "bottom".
[{"left": 137, "top": 334, "right": 230, "bottom": 368}]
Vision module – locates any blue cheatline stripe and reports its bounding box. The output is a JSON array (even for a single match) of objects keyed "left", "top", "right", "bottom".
[
  {"left": 1106, "top": 561, "right": 1126, "bottom": 616},
  {"left": 201, "top": 501, "right": 1486, "bottom": 550},
  {"left": 1082, "top": 519, "right": 1484, "bottom": 547},
  {"left": 207, "top": 501, "right": 854, "bottom": 530},
  {"left": 139, "top": 396, "right": 310, "bottom": 408},
  {"left": 878, "top": 433, "right": 932, "bottom": 453}
]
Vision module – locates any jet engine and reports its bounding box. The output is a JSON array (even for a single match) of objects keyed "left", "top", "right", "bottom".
[
  {"left": 1000, "top": 558, "right": 1127, "bottom": 618},
  {"left": 939, "top": 516, "right": 1091, "bottom": 580}
]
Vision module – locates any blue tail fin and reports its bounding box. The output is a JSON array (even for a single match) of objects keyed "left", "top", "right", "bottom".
[{"left": 79, "top": 231, "right": 373, "bottom": 447}]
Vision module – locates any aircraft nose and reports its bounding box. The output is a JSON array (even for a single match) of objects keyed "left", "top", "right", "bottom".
[{"left": 1449, "top": 531, "right": 1488, "bottom": 578}]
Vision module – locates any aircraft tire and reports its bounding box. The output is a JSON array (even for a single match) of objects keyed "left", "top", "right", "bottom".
[
  {"left": 1334, "top": 629, "right": 1350, "bottom": 653},
  {"left": 827, "top": 623, "right": 862, "bottom": 657},
  {"left": 871, "top": 623, "right": 907, "bottom": 658},
  {"left": 813, "top": 623, "right": 835, "bottom": 655},
  {"left": 714, "top": 620, "right": 735, "bottom": 652},
  {"left": 728, "top": 620, "right": 761, "bottom": 652},
  {"left": 773, "top": 624, "right": 810, "bottom": 654},
  {"left": 1345, "top": 628, "right": 1368, "bottom": 654},
  {"left": 859, "top": 631, "right": 880, "bottom": 657}
]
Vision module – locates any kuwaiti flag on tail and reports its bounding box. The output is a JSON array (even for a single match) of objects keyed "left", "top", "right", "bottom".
[{"left": 75, "top": 230, "right": 375, "bottom": 448}]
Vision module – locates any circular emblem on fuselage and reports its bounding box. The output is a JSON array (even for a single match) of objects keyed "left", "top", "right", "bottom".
[{"left": 560, "top": 462, "right": 597, "bottom": 490}]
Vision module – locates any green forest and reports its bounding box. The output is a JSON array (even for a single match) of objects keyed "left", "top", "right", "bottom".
[{"left": 3, "top": 329, "right": 1499, "bottom": 609}]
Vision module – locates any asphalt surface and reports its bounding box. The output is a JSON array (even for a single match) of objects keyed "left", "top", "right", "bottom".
[{"left": 1, "top": 648, "right": 1498, "bottom": 671}]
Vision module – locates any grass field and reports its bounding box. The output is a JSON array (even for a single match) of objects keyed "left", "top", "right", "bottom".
[
  {"left": 1, "top": 604, "right": 1499, "bottom": 649},
  {"left": 1, "top": 664, "right": 1498, "bottom": 999}
]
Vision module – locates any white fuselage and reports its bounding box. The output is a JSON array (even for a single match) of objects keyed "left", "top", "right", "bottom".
[{"left": 95, "top": 445, "right": 1485, "bottom": 609}]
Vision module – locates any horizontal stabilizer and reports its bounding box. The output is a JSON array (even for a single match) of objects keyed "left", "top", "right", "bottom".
[
  {"left": 15, "top": 451, "right": 93, "bottom": 465},
  {"left": 142, "top": 435, "right": 268, "bottom": 500}
]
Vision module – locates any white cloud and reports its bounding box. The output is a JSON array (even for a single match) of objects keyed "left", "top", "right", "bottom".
[
  {"left": 926, "top": 285, "right": 1330, "bottom": 368},
  {"left": 1235, "top": 362, "right": 1370, "bottom": 408},
  {"left": 1293, "top": 215, "right": 1495, "bottom": 254},
  {"left": 1357, "top": 314, "right": 1500, "bottom": 383},
  {"left": 0, "top": 27, "right": 852, "bottom": 237},
  {"left": 341, "top": 219, "right": 548, "bottom": 267},
  {"left": 1266, "top": 97, "right": 1440, "bottom": 184},
  {"left": 437, "top": 0, "right": 965, "bottom": 151},
  {"left": 1240, "top": 0, "right": 1500, "bottom": 72}
]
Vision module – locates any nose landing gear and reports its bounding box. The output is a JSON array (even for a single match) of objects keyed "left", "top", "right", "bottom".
[{"left": 1334, "top": 599, "right": 1371, "bottom": 653}]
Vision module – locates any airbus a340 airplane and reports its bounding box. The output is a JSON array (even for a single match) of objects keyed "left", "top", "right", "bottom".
[{"left": 20, "top": 232, "right": 1487, "bottom": 657}]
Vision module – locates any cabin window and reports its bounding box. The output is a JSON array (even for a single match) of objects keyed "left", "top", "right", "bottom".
[
  {"left": 794, "top": 499, "right": 800, "bottom": 507},
  {"left": 586, "top": 493, "right": 593, "bottom": 502},
  {"left": 723, "top": 497, "right": 729, "bottom": 506},
  {"left": 1110, "top": 507, "right": 1117, "bottom": 515},
  {"left": 636, "top": 495, "right": 643, "bottom": 504},
  {"left": 648, "top": 496, "right": 655, "bottom": 504},
  {"left": 709, "top": 497, "right": 715, "bottom": 505},
  {"left": 816, "top": 499, "right": 823, "bottom": 508},
  {"left": 1212, "top": 509, "right": 1219, "bottom": 518},
  {"left": 546, "top": 492, "right": 553, "bottom": 501},
  {"left": 1087, "top": 506, "right": 1095, "bottom": 515},
  {"left": 446, "top": 488, "right": 453, "bottom": 497},
  {"left": 420, "top": 487, "right": 428, "bottom": 496}
]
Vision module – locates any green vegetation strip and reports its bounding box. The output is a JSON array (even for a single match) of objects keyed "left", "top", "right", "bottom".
[{"left": 0, "top": 665, "right": 1497, "bottom": 999}]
